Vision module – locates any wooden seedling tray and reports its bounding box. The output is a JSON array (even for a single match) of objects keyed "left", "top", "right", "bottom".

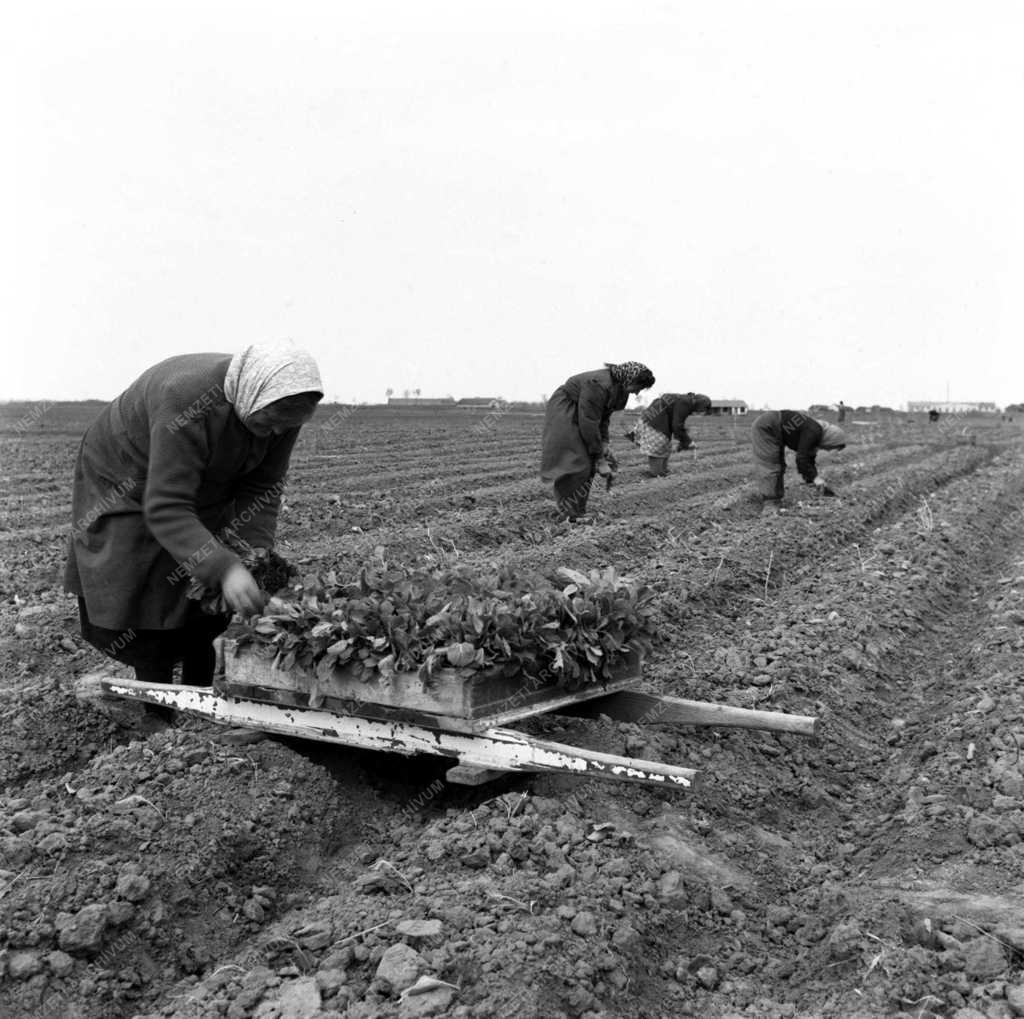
[{"left": 214, "top": 638, "right": 643, "bottom": 733}]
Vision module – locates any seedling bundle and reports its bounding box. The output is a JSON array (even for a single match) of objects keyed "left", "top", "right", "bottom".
[{"left": 233, "top": 563, "right": 659, "bottom": 692}]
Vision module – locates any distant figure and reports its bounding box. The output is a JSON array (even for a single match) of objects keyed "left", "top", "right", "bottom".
[
  {"left": 541, "top": 361, "right": 656, "bottom": 522},
  {"left": 751, "top": 410, "right": 846, "bottom": 513},
  {"left": 625, "top": 392, "right": 711, "bottom": 476},
  {"left": 929, "top": 408, "right": 940, "bottom": 423},
  {"left": 837, "top": 400, "right": 846, "bottom": 424}
]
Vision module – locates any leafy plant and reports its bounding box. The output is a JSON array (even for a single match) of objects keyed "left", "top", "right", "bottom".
[
  {"left": 187, "top": 544, "right": 296, "bottom": 615},
  {"left": 233, "top": 563, "right": 657, "bottom": 690}
]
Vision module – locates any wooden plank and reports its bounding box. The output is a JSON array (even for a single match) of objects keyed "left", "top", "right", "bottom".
[
  {"left": 445, "top": 764, "right": 511, "bottom": 786},
  {"left": 102, "top": 679, "right": 699, "bottom": 791},
  {"left": 216, "top": 681, "right": 474, "bottom": 732},
  {"left": 72, "top": 668, "right": 164, "bottom": 729},
  {"left": 217, "top": 638, "right": 643, "bottom": 724},
  {"left": 217, "top": 680, "right": 405, "bottom": 715},
  {"left": 555, "top": 691, "right": 819, "bottom": 736}
]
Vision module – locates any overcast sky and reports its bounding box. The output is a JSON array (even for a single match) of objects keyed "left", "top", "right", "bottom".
[{"left": 3, "top": 0, "right": 1022, "bottom": 409}]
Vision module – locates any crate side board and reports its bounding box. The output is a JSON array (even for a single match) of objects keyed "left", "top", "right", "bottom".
[
  {"left": 219, "top": 639, "right": 468, "bottom": 715},
  {"left": 217, "top": 639, "right": 643, "bottom": 723}
]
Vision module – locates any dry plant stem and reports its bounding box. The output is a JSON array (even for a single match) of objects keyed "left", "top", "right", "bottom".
[
  {"left": 764, "top": 550, "right": 774, "bottom": 601},
  {"left": 505, "top": 792, "right": 527, "bottom": 820},
  {"left": 425, "top": 525, "right": 460, "bottom": 564},
  {"left": 330, "top": 919, "right": 392, "bottom": 950},
  {"left": 916, "top": 497, "right": 935, "bottom": 533},
  {"left": 372, "top": 858, "right": 414, "bottom": 892},
  {"left": 401, "top": 977, "right": 461, "bottom": 1000},
  {"left": 903, "top": 994, "right": 943, "bottom": 1017},
  {"left": 0, "top": 867, "right": 27, "bottom": 899},
  {"left": 950, "top": 915, "right": 1016, "bottom": 950},
  {"left": 131, "top": 795, "right": 165, "bottom": 820},
  {"left": 209, "top": 965, "right": 245, "bottom": 979},
  {"left": 488, "top": 890, "right": 534, "bottom": 912}
]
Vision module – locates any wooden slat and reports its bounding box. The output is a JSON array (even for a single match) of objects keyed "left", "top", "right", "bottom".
[
  {"left": 556, "top": 691, "right": 818, "bottom": 736},
  {"left": 102, "top": 679, "right": 699, "bottom": 791},
  {"left": 216, "top": 670, "right": 641, "bottom": 734},
  {"left": 445, "top": 764, "right": 512, "bottom": 786},
  {"left": 220, "top": 640, "right": 467, "bottom": 715},
  {"left": 73, "top": 669, "right": 163, "bottom": 729}
]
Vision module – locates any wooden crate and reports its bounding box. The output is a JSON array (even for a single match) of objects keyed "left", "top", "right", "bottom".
[{"left": 215, "top": 638, "right": 642, "bottom": 733}]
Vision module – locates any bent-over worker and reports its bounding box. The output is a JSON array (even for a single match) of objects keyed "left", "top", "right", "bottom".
[
  {"left": 626, "top": 392, "right": 712, "bottom": 476},
  {"left": 751, "top": 410, "right": 846, "bottom": 512},
  {"left": 540, "top": 361, "right": 656, "bottom": 522},
  {"left": 65, "top": 342, "right": 323, "bottom": 686}
]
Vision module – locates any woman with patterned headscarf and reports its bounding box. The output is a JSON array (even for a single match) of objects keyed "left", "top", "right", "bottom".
[
  {"left": 541, "top": 361, "right": 655, "bottom": 522},
  {"left": 626, "top": 392, "right": 712, "bottom": 476},
  {"left": 65, "top": 342, "right": 323, "bottom": 688}
]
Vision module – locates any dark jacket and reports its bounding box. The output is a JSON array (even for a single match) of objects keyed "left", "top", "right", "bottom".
[
  {"left": 778, "top": 410, "right": 825, "bottom": 483},
  {"left": 540, "top": 368, "right": 628, "bottom": 481},
  {"left": 641, "top": 393, "right": 700, "bottom": 448},
  {"left": 64, "top": 353, "right": 301, "bottom": 630}
]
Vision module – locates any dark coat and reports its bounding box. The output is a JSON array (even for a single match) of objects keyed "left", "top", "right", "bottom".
[
  {"left": 641, "top": 393, "right": 700, "bottom": 448},
  {"left": 64, "top": 353, "right": 301, "bottom": 630},
  {"left": 540, "top": 369, "right": 628, "bottom": 482},
  {"left": 777, "top": 409, "right": 825, "bottom": 482}
]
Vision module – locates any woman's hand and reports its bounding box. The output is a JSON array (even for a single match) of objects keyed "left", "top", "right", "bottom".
[{"left": 221, "top": 563, "right": 265, "bottom": 616}]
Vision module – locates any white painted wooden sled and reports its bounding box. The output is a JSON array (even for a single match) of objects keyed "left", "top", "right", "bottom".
[{"left": 91, "top": 638, "right": 819, "bottom": 792}]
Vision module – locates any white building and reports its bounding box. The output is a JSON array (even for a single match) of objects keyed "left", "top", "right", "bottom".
[
  {"left": 906, "top": 401, "right": 998, "bottom": 414},
  {"left": 708, "top": 400, "right": 748, "bottom": 416}
]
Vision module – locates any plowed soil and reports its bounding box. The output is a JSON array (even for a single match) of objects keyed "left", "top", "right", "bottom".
[{"left": 2, "top": 404, "right": 1023, "bottom": 1019}]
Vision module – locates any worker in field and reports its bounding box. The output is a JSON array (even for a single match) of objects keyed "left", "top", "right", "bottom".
[
  {"left": 751, "top": 409, "right": 846, "bottom": 513},
  {"left": 65, "top": 341, "right": 323, "bottom": 688},
  {"left": 541, "top": 361, "right": 656, "bottom": 522},
  {"left": 625, "top": 392, "right": 712, "bottom": 476}
]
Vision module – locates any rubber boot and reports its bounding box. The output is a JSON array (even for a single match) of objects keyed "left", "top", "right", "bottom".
[{"left": 647, "top": 456, "right": 669, "bottom": 477}]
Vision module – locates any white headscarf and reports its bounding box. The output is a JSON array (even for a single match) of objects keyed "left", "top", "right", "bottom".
[
  {"left": 223, "top": 342, "right": 323, "bottom": 420},
  {"left": 817, "top": 421, "right": 847, "bottom": 449}
]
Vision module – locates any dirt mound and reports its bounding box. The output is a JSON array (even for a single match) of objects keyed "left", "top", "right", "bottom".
[{"left": 0, "top": 724, "right": 373, "bottom": 1019}]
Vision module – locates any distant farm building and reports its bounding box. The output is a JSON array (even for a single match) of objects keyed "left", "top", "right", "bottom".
[
  {"left": 387, "top": 397, "right": 457, "bottom": 408},
  {"left": 906, "top": 401, "right": 998, "bottom": 414},
  {"left": 708, "top": 400, "right": 748, "bottom": 416},
  {"left": 457, "top": 397, "right": 504, "bottom": 409}
]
